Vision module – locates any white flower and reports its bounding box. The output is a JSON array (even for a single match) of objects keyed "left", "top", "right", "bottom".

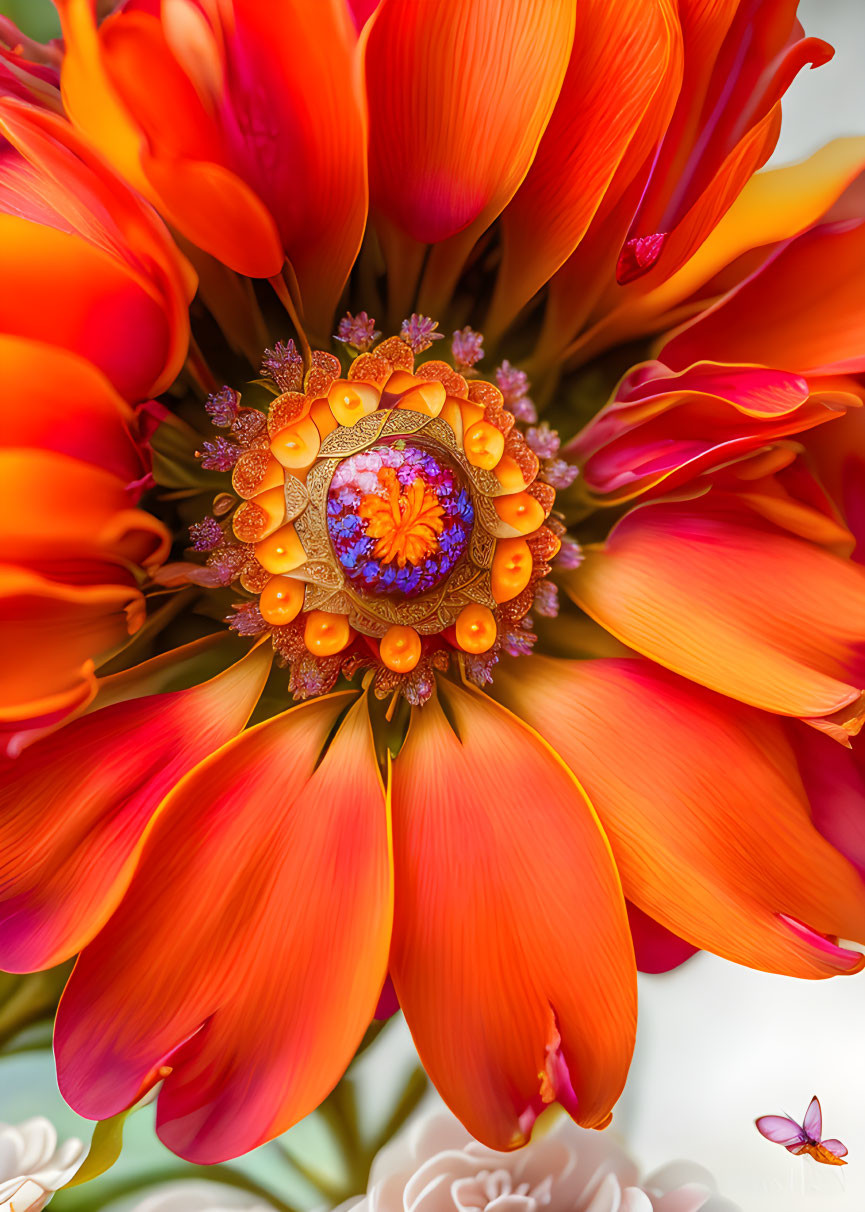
[
  {"left": 0, "top": 1118, "right": 85, "bottom": 1212},
  {"left": 129, "top": 1181, "right": 274, "bottom": 1212},
  {"left": 345, "top": 1110, "right": 740, "bottom": 1212}
]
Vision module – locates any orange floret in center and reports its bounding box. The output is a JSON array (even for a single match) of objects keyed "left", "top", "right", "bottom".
[{"left": 360, "top": 468, "right": 445, "bottom": 567}]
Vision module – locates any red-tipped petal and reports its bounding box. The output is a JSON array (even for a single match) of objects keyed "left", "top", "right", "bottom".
[
  {"left": 494, "top": 656, "right": 865, "bottom": 977},
  {"left": 627, "top": 903, "right": 699, "bottom": 974},
  {"left": 56, "top": 694, "right": 392, "bottom": 1163},
  {"left": 567, "top": 498, "right": 865, "bottom": 725},
  {"left": 0, "top": 640, "right": 271, "bottom": 971},
  {"left": 390, "top": 680, "right": 636, "bottom": 1149}
]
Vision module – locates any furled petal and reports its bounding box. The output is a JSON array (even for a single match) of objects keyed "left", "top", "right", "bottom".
[
  {"left": 566, "top": 497, "right": 865, "bottom": 725},
  {"left": 0, "top": 97, "right": 191, "bottom": 398},
  {"left": 494, "top": 656, "right": 865, "bottom": 977},
  {"left": 389, "top": 680, "right": 636, "bottom": 1149},
  {"left": 626, "top": 903, "right": 698, "bottom": 974},
  {"left": 617, "top": 0, "right": 832, "bottom": 284},
  {"left": 570, "top": 360, "right": 853, "bottom": 503},
  {"left": 366, "top": 0, "right": 574, "bottom": 245},
  {"left": 59, "top": 0, "right": 367, "bottom": 330},
  {"left": 790, "top": 722, "right": 865, "bottom": 881},
  {"left": 0, "top": 450, "right": 168, "bottom": 569},
  {"left": 56, "top": 694, "right": 392, "bottom": 1163},
  {"left": 487, "top": 0, "right": 679, "bottom": 335},
  {"left": 659, "top": 219, "right": 865, "bottom": 375},
  {"left": 0, "top": 336, "right": 149, "bottom": 487},
  {"left": 0, "top": 639, "right": 271, "bottom": 972},
  {"left": 0, "top": 566, "right": 143, "bottom": 739}
]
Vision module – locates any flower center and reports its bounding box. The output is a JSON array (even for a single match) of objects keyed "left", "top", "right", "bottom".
[
  {"left": 328, "top": 441, "right": 473, "bottom": 597},
  {"left": 191, "top": 316, "right": 577, "bottom": 704}
]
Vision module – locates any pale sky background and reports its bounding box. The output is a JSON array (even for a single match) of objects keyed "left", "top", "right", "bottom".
[{"left": 0, "top": 1, "right": 864, "bottom": 1210}]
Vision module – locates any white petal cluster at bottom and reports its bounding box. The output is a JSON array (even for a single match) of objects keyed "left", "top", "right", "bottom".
[{"left": 0, "top": 1119, "right": 84, "bottom": 1212}]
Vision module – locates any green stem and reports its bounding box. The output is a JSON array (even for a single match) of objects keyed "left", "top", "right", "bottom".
[
  {"left": 52, "top": 1164, "right": 300, "bottom": 1212},
  {"left": 271, "top": 1142, "right": 345, "bottom": 1205}
]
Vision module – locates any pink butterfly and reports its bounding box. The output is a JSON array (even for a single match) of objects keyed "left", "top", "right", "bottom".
[{"left": 756, "top": 1095, "right": 848, "bottom": 1166}]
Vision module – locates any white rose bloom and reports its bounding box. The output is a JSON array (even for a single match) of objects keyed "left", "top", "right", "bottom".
[
  {"left": 343, "top": 1110, "right": 740, "bottom": 1212},
  {"left": 130, "top": 1181, "right": 275, "bottom": 1211},
  {"left": 0, "top": 1118, "right": 85, "bottom": 1212}
]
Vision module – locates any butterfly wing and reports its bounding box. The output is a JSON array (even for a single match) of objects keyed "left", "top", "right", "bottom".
[
  {"left": 756, "top": 1116, "right": 808, "bottom": 1148},
  {"left": 802, "top": 1096, "right": 823, "bottom": 1143},
  {"left": 820, "top": 1139, "right": 848, "bottom": 1160},
  {"left": 807, "top": 1142, "right": 848, "bottom": 1167}
]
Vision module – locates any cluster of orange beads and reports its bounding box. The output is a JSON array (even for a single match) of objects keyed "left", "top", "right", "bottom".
[{"left": 195, "top": 324, "right": 564, "bottom": 704}]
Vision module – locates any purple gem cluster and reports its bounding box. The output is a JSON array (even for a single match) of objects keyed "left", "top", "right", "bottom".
[{"left": 326, "top": 441, "right": 474, "bottom": 599}]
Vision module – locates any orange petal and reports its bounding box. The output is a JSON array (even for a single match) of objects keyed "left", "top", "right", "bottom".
[
  {"left": 660, "top": 219, "right": 865, "bottom": 375},
  {"left": 0, "top": 97, "right": 192, "bottom": 398},
  {"left": 56, "top": 694, "right": 392, "bottom": 1163},
  {"left": 366, "top": 0, "right": 574, "bottom": 245},
  {"left": 488, "top": 0, "right": 679, "bottom": 335},
  {"left": 390, "top": 680, "right": 636, "bottom": 1148},
  {"left": 69, "top": 0, "right": 366, "bottom": 328},
  {"left": 0, "top": 214, "right": 178, "bottom": 403},
  {"left": 0, "top": 640, "right": 271, "bottom": 972},
  {"left": 0, "top": 566, "right": 142, "bottom": 731},
  {"left": 0, "top": 450, "right": 168, "bottom": 569},
  {"left": 567, "top": 497, "right": 865, "bottom": 723},
  {"left": 0, "top": 336, "right": 147, "bottom": 486},
  {"left": 494, "top": 655, "right": 865, "bottom": 977}
]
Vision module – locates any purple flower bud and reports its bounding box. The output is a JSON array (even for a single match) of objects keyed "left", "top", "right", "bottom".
[
  {"left": 526, "top": 422, "right": 561, "bottom": 459},
  {"left": 533, "top": 581, "right": 560, "bottom": 618},
  {"left": 543, "top": 458, "right": 580, "bottom": 489},
  {"left": 335, "top": 311, "right": 381, "bottom": 351},
  {"left": 556, "top": 538, "right": 584, "bottom": 570},
  {"left": 261, "top": 339, "right": 304, "bottom": 392},
  {"left": 495, "top": 359, "right": 530, "bottom": 406},
  {"left": 198, "top": 436, "right": 242, "bottom": 472},
  {"left": 205, "top": 386, "right": 240, "bottom": 427},
  {"left": 400, "top": 313, "right": 444, "bottom": 354},
  {"left": 451, "top": 326, "right": 484, "bottom": 370},
  {"left": 188, "top": 516, "right": 223, "bottom": 552}
]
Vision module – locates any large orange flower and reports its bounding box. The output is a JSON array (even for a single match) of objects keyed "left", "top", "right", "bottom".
[{"left": 1, "top": 0, "right": 864, "bottom": 1168}]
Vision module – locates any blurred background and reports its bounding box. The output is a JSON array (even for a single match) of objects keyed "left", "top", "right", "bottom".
[{"left": 0, "top": 1, "right": 864, "bottom": 1209}]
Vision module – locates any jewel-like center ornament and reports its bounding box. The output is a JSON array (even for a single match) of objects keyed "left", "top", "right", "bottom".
[
  {"left": 193, "top": 316, "right": 578, "bottom": 705},
  {"left": 327, "top": 441, "right": 473, "bottom": 598}
]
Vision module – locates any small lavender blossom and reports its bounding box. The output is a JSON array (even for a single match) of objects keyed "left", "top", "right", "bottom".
[
  {"left": 543, "top": 458, "right": 579, "bottom": 489},
  {"left": 501, "top": 617, "right": 537, "bottom": 658},
  {"left": 226, "top": 601, "right": 267, "bottom": 635},
  {"left": 188, "top": 516, "right": 222, "bottom": 552},
  {"left": 451, "top": 326, "right": 484, "bottom": 370},
  {"left": 204, "top": 385, "right": 240, "bottom": 427},
  {"left": 335, "top": 311, "right": 381, "bottom": 351},
  {"left": 260, "top": 339, "right": 304, "bottom": 391},
  {"left": 198, "top": 436, "right": 241, "bottom": 472},
  {"left": 495, "top": 359, "right": 530, "bottom": 405},
  {"left": 556, "top": 538, "right": 584, "bottom": 569},
  {"left": 400, "top": 313, "right": 444, "bottom": 354},
  {"left": 533, "top": 580, "right": 560, "bottom": 618},
  {"left": 462, "top": 652, "right": 499, "bottom": 687},
  {"left": 526, "top": 421, "right": 560, "bottom": 459},
  {"left": 511, "top": 395, "right": 538, "bottom": 424},
  {"left": 206, "top": 545, "right": 246, "bottom": 586}
]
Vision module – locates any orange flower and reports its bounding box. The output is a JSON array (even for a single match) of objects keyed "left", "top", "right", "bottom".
[{"left": 0, "top": 0, "right": 864, "bottom": 1170}]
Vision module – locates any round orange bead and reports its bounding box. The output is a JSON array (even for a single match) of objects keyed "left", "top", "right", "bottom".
[
  {"left": 304, "top": 610, "right": 352, "bottom": 656},
  {"left": 455, "top": 604, "right": 497, "bottom": 653},
  {"left": 270, "top": 416, "right": 320, "bottom": 469},
  {"left": 380, "top": 624, "right": 422, "bottom": 672},
  {"left": 464, "top": 421, "right": 505, "bottom": 469},
  {"left": 259, "top": 576, "right": 304, "bottom": 625},
  {"left": 494, "top": 491, "right": 545, "bottom": 535},
  {"left": 491, "top": 538, "right": 533, "bottom": 602},
  {"left": 328, "top": 380, "right": 380, "bottom": 427}
]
